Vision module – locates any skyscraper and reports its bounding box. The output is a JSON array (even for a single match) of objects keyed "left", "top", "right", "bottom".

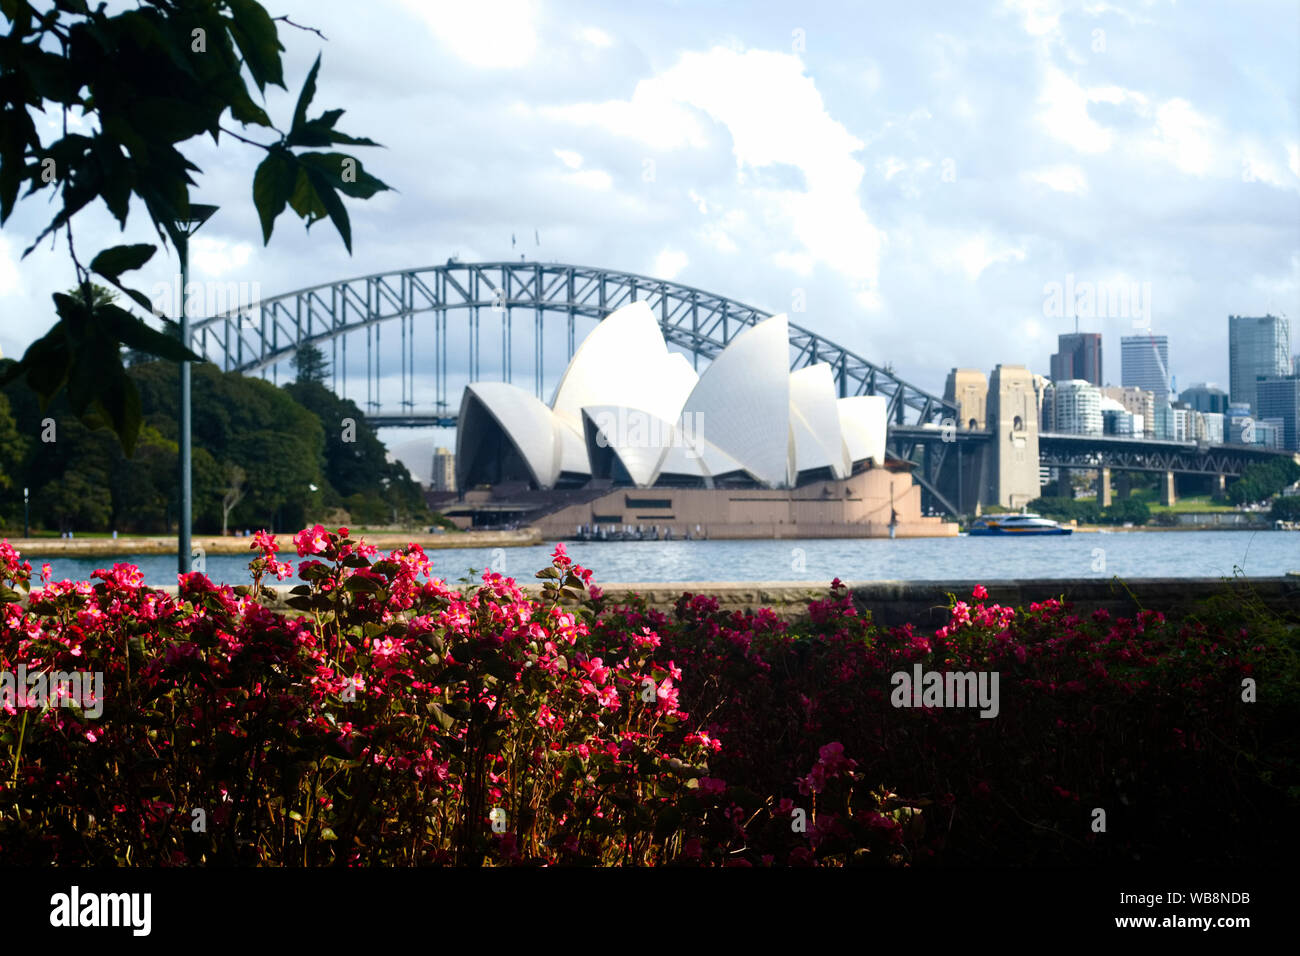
[
  {"left": 1256, "top": 376, "right": 1300, "bottom": 452},
  {"left": 1049, "top": 332, "right": 1102, "bottom": 386},
  {"left": 1228, "top": 315, "right": 1291, "bottom": 413},
  {"left": 1121, "top": 335, "right": 1170, "bottom": 402},
  {"left": 1179, "top": 383, "right": 1230, "bottom": 416}
]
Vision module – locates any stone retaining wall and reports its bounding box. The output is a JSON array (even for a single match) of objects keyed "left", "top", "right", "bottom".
[{"left": 169, "top": 575, "right": 1298, "bottom": 627}]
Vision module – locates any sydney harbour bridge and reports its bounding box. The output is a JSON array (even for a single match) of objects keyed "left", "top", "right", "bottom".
[{"left": 191, "top": 260, "right": 1294, "bottom": 516}]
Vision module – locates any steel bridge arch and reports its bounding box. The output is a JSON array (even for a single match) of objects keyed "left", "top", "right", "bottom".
[{"left": 191, "top": 260, "right": 956, "bottom": 427}]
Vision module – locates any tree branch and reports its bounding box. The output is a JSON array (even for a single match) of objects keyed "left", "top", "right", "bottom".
[{"left": 273, "top": 16, "right": 328, "bottom": 41}]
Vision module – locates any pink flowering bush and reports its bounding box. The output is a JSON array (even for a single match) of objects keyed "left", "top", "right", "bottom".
[
  {"left": 618, "top": 580, "right": 1299, "bottom": 865},
  {"left": 0, "top": 533, "right": 911, "bottom": 866},
  {"left": 1, "top": 534, "right": 1293, "bottom": 867}
]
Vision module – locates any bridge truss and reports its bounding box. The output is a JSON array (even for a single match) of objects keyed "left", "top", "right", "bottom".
[{"left": 190, "top": 261, "right": 956, "bottom": 429}]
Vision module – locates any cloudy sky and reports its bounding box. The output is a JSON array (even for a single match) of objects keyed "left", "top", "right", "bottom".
[{"left": 2, "top": 0, "right": 1297, "bottom": 481}]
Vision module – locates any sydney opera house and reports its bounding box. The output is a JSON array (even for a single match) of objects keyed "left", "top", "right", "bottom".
[{"left": 447, "top": 303, "right": 954, "bottom": 538}]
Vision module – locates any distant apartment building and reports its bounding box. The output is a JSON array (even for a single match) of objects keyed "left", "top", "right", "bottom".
[
  {"left": 1121, "top": 334, "right": 1170, "bottom": 402},
  {"left": 1256, "top": 375, "right": 1300, "bottom": 452},
  {"left": 1170, "top": 402, "right": 1192, "bottom": 442},
  {"left": 1200, "top": 412, "right": 1225, "bottom": 445},
  {"left": 431, "top": 446, "right": 456, "bottom": 491},
  {"left": 1100, "top": 396, "right": 1140, "bottom": 437},
  {"left": 1179, "top": 382, "right": 1230, "bottom": 416},
  {"left": 1226, "top": 403, "right": 1254, "bottom": 444},
  {"left": 1257, "top": 419, "right": 1284, "bottom": 449},
  {"left": 1228, "top": 314, "right": 1290, "bottom": 413},
  {"left": 1100, "top": 386, "right": 1155, "bottom": 439},
  {"left": 1047, "top": 380, "right": 1103, "bottom": 435},
  {"left": 1049, "top": 332, "right": 1103, "bottom": 386}
]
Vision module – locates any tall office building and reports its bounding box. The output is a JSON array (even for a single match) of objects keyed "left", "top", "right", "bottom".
[
  {"left": 431, "top": 446, "right": 456, "bottom": 491},
  {"left": 1121, "top": 335, "right": 1170, "bottom": 402},
  {"left": 1228, "top": 314, "right": 1290, "bottom": 413},
  {"left": 1179, "top": 382, "right": 1230, "bottom": 415},
  {"left": 1256, "top": 376, "right": 1300, "bottom": 452},
  {"left": 1049, "top": 332, "right": 1103, "bottom": 386}
]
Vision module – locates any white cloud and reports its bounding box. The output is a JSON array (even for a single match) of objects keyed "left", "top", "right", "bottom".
[
  {"left": 1289, "top": 144, "right": 1300, "bottom": 179},
  {"left": 879, "top": 156, "right": 908, "bottom": 180},
  {"left": 1239, "top": 141, "right": 1293, "bottom": 188},
  {"left": 1025, "top": 164, "right": 1088, "bottom": 193},
  {"left": 553, "top": 148, "right": 583, "bottom": 169},
  {"left": 947, "top": 233, "right": 1027, "bottom": 280},
  {"left": 653, "top": 248, "right": 689, "bottom": 279},
  {"left": 0, "top": 235, "right": 20, "bottom": 297},
  {"left": 1002, "top": 0, "right": 1064, "bottom": 37},
  {"left": 579, "top": 26, "right": 613, "bottom": 48},
  {"left": 1147, "top": 98, "right": 1216, "bottom": 176},
  {"left": 562, "top": 169, "right": 612, "bottom": 191},
  {"left": 1038, "top": 66, "right": 1117, "bottom": 153},
  {"left": 398, "top": 0, "right": 538, "bottom": 69},
  {"left": 541, "top": 45, "right": 886, "bottom": 297},
  {"left": 189, "top": 237, "right": 253, "bottom": 278}
]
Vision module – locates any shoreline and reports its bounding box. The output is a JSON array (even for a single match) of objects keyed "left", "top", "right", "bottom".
[{"left": 2, "top": 528, "right": 541, "bottom": 556}]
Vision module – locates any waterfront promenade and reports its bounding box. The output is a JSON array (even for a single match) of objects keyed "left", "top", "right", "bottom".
[{"left": 4, "top": 528, "right": 540, "bottom": 557}]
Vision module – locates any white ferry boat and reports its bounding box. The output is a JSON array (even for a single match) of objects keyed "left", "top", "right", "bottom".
[{"left": 968, "top": 511, "right": 1072, "bottom": 536}]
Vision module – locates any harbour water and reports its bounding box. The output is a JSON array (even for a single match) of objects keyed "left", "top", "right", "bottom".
[{"left": 22, "top": 529, "right": 1299, "bottom": 587}]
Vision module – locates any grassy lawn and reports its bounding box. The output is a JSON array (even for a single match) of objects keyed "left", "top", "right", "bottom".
[{"left": 1072, "top": 490, "right": 1239, "bottom": 513}]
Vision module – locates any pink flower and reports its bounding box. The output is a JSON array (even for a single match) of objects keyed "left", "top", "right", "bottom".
[
  {"left": 698, "top": 777, "right": 727, "bottom": 796},
  {"left": 972, "top": 584, "right": 988, "bottom": 601},
  {"left": 294, "top": 525, "right": 331, "bottom": 557}
]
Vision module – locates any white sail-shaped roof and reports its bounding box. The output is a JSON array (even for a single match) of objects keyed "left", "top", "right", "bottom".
[
  {"left": 790, "top": 364, "right": 852, "bottom": 479},
  {"left": 458, "top": 382, "right": 564, "bottom": 488},
  {"left": 455, "top": 303, "right": 898, "bottom": 491},
  {"left": 581, "top": 405, "right": 677, "bottom": 487},
  {"left": 678, "top": 314, "right": 793, "bottom": 488},
  {"left": 551, "top": 301, "right": 696, "bottom": 429},
  {"left": 837, "top": 395, "right": 888, "bottom": 467}
]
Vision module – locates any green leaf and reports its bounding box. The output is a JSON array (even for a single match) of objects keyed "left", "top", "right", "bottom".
[
  {"left": 426, "top": 701, "right": 458, "bottom": 732},
  {"left": 306, "top": 169, "right": 352, "bottom": 253},
  {"left": 296, "top": 152, "right": 390, "bottom": 199},
  {"left": 252, "top": 148, "right": 296, "bottom": 244},
  {"left": 98, "top": 304, "right": 200, "bottom": 362},
  {"left": 226, "top": 0, "right": 286, "bottom": 91},
  {"left": 290, "top": 54, "right": 322, "bottom": 138}
]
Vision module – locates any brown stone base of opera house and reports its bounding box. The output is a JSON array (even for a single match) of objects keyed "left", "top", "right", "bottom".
[{"left": 530, "top": 464, "right": 957, "bottom": 539}]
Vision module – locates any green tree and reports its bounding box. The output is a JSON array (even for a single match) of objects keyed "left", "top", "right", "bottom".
[
  {"left": 283, "top": 378, "right": 428, "bottom": 526},
  {"left": 0, "top": 1, "right": 390, "bottom": 453},
  {"left": 292, "top": 342, "right": 330, "bottom": 384},
  {"left": 0, "top": 392, "right": 27, "bottom": 496},
  {"left": 1227, "top": 458, "right": 1300, "bottom": 505},
  {"left": 1269, "top": 496, "right": 1300, "bottom": 522}
]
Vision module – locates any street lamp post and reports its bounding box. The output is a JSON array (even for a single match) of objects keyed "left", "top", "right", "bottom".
[{"left": 174, "top": 204, "right": 218, "bottom": 576}]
